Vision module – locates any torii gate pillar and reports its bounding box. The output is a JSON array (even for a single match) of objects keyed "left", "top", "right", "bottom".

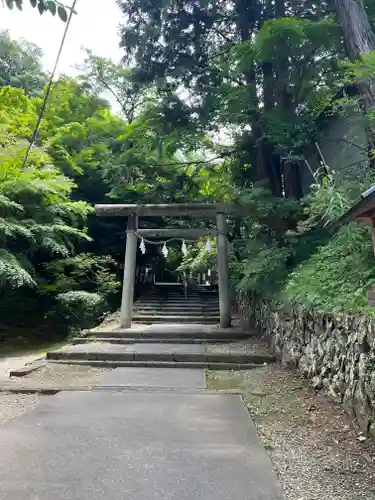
[
  {"left": 216, "top": 213, "right": 231, "bottom": 328},
  {"left": 120, "top": 214, "right": 138, "bottom": 328}
]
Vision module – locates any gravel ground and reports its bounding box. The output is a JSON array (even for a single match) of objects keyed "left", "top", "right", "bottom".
[
  {"left": 9, "top": 363, "right": 110, "bottom": 388},
  {"left": 207, "top": 346, "right": 375, "bottom": 499},
  {"left": 205, "top": 339, "right": 270, "bottom": 354},
  {"left": 0, "top": 393, "right": 45, "bottom": 428}
]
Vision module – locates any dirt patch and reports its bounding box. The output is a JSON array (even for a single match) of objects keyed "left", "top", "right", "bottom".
[
  {"left": 207, "top": 366, "right": 375, "bottom": 500},
  {"left": 8, "top": 363, "right": 110, "bottom": 388},
  {"left": 88, "top": 311, "right": 120, "bottom": 333},
  {"left": 0, "top": 352, "right": 44, "bottom": 381},
  {"left": 0, "top": 340, "right": 68, "bottom": 381}
]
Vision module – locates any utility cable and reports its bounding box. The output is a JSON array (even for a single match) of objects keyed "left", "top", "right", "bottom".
[{"left": 21, "top": 0, "right": 78, "bottom": 168}]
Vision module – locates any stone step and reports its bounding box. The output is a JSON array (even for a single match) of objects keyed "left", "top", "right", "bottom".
[
  {"left": 134, "top": 308, "right": 219, "bottom": 314},
  {"left": 142, "top": 299, "right": 204, "bottom": 302},
  {"left": 141, "top": 291, "right": 219, "bottom": 300},
  {"left": 47, "top": 359, "right": 262, "bottom": 370},
  {"left": 134, "top": 302, "right": 212, "bottom": 309},
  {"left": 133, "top": 309, "right": 220, "bottom": 320},
  {"left": 132, "top": 315, "right": 220, "bottom": 324},
  {"left": 136, "top": 299, "right": 205, "bottom": 302},
  {"left": 134, "top": 307, "right": 219, "bottom": 312},
  {"left": 47, "top": 350, "right": 273, "bottom": 364},
  {"left": 135, "top": 301, "right": 218, "bottom": 306},
  {"left": 72, "top": 337, "right": 245, "bottom": 345},
  {"left": 85, "top": 329, "right": 252, "bottom": 340},
  {"left": 133, "top": 312, "right": 220, "bottom": 318},
  {"left": 142, "top": 291, "right": 219, "bottom": 300},
  {"left": 136, "top": 300, "right": 218, "bottom": 304}
]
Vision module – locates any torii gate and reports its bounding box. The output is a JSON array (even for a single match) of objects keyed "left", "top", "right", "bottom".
[{"left": 95, "top": 203, "right": 241, "bottom": 329}]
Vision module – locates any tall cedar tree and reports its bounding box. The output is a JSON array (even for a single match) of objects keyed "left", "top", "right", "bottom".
[{"left": 118, "top": 0, "right": 338, "bottom": 200}]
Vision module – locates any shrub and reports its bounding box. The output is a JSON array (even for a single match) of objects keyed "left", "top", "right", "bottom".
[{"left": 49, "top": 290, "right": 105, "bottom": 336}]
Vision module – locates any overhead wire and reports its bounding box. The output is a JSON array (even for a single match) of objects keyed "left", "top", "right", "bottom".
[{"left": 21, "top": 0, "right": 78, "bottom": 169}]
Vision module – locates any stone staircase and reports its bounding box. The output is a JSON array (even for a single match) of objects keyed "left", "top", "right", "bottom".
[
  {"left": 46, "top": 285, "right": 275, "bottom": 370},
  {"left": 132, "top": 285, "right": 220, "bottom": 324}
]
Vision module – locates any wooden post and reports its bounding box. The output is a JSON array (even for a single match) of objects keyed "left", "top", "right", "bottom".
[
  {"left": 120, "top": 214, "right": 138, "bottom": 329},
  {"left": 216, "top": 213, "right": 231, "bottom": 328}
]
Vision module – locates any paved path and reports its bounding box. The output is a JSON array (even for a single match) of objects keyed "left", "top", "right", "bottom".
[
  {"left": 0, "top": 390, "right": 283, "bottom": 499},
  {"left": 0, "top": 342, "right": 284, "bottom": 498},
  {"left": 101, "top": 367, "right": 206, "bottom": 388}
]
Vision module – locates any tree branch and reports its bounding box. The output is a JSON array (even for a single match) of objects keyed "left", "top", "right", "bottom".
[
  {"left": 92, "top": 72, "right": 129, "bottom": 118},
  {"left": 148, "top": 151, "right": 234, "bottom": 168}
]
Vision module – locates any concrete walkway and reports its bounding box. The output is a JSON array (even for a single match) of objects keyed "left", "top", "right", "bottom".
[
  {"left": 0, "top": 390, "right": 283, "bottom": 499},
  {"left": 101, "top": 367, "right": 206, "bottom": 388},
  {"left": 0, "top": 346, "right": 284, "bottom": 498}
]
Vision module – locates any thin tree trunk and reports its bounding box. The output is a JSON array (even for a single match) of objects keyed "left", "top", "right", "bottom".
[
  {"left": 283, "top": 160, "right": 303, "bottom": 200},
  {"left": 275, "top": 0, "right": 290, "bottom": 109},
  {"left": 275, "top": 0, "right": 285, "bottom": 17}
]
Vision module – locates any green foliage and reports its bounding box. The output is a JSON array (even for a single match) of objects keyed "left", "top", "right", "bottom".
[
  {"left": 343, "top": 52, "right": 375, "bottom": 144},
  {"left": 0, "top": 249, "right": 36, "bottom": 288},
  {"left": 232, "top": 243, "right": 291, "bottom": 297},
  {"left": 2, "top": 5, "right": 375, "bottom": 343},
  {"left": 0, "top": 33, "right": 222, "bottom": 340},
  {"left": 78, "top": 50, "right": 153, "bottom": 123},
  {"left": 0, "top": 46, "right": 131, "bottom": 336},
  {"left": 0, "top": 31, "right": 46, "bottom": 96},
  {"left": 43, "top": 253, "right": 121, "bottom": 301},
  {"left": 179, "top": 239, "right": 217, "bottom": 273},
  {"left": 281, "top": 224, "right": 375, "bottom": 312},
  {"left": 49, "top": 291, "right": 105, "bottom": 336},
  {"left": 296, "top": 169, "right": 352, "bottom": 231},
  {"left": 232, "top": 166, "right": 375, "bottom": 312},
  {"left": 0, "top": 113, "right": 92, "bottom": 290}
]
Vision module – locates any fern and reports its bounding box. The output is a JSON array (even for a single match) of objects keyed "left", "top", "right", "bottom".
[
  {"left": 0, "top": 249, "right": 36, "bottom": 288},
  {"left": 0, "top": 129, "right": 92, "bottom": 290}
]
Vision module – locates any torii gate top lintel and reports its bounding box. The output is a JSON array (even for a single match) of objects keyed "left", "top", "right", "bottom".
[{"left": 95, "top": 203, "right": 243, "bottom": 218}]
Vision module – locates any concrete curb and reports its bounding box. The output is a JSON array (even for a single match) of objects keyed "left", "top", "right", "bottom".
[
  {"left": 0, "top": 385, "right": 244, "bottom": 395},
  {"left": 71, "top": 337, "right": 250, "bottom": 345},
  {"left": 132, "top": 315, "right": 220, "bottom": 324},
  {"left": 47, "top": 351, "right": 274, "bottom": 364},
  {"left": 47, "top": 360, "right": 268, "bottom": 369},
  {"left": 85, "top": 330, "right": 255, "bottom": 340},
  {"left": 8, "top": 359, "right": 45, "bottom": 378}
]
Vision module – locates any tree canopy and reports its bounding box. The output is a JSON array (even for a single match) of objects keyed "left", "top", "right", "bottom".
[
  {"left": 1, "top": 1, "right": 375, "bottom": 342},
  {"left": 0, "top": 30, "right": 46, "bottom": 95}
]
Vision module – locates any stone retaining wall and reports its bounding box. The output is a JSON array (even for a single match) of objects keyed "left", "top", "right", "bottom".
[{"left": 236, "top": 293, "right": 375, "bottom": 433}]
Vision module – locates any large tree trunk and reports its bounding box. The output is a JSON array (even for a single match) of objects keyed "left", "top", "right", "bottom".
[
  {"left": 334, "top": 0, "right": 375, "bottom": 110},
  {"left": 334, "top": 0, "right": 375, "bottom": 58}
]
